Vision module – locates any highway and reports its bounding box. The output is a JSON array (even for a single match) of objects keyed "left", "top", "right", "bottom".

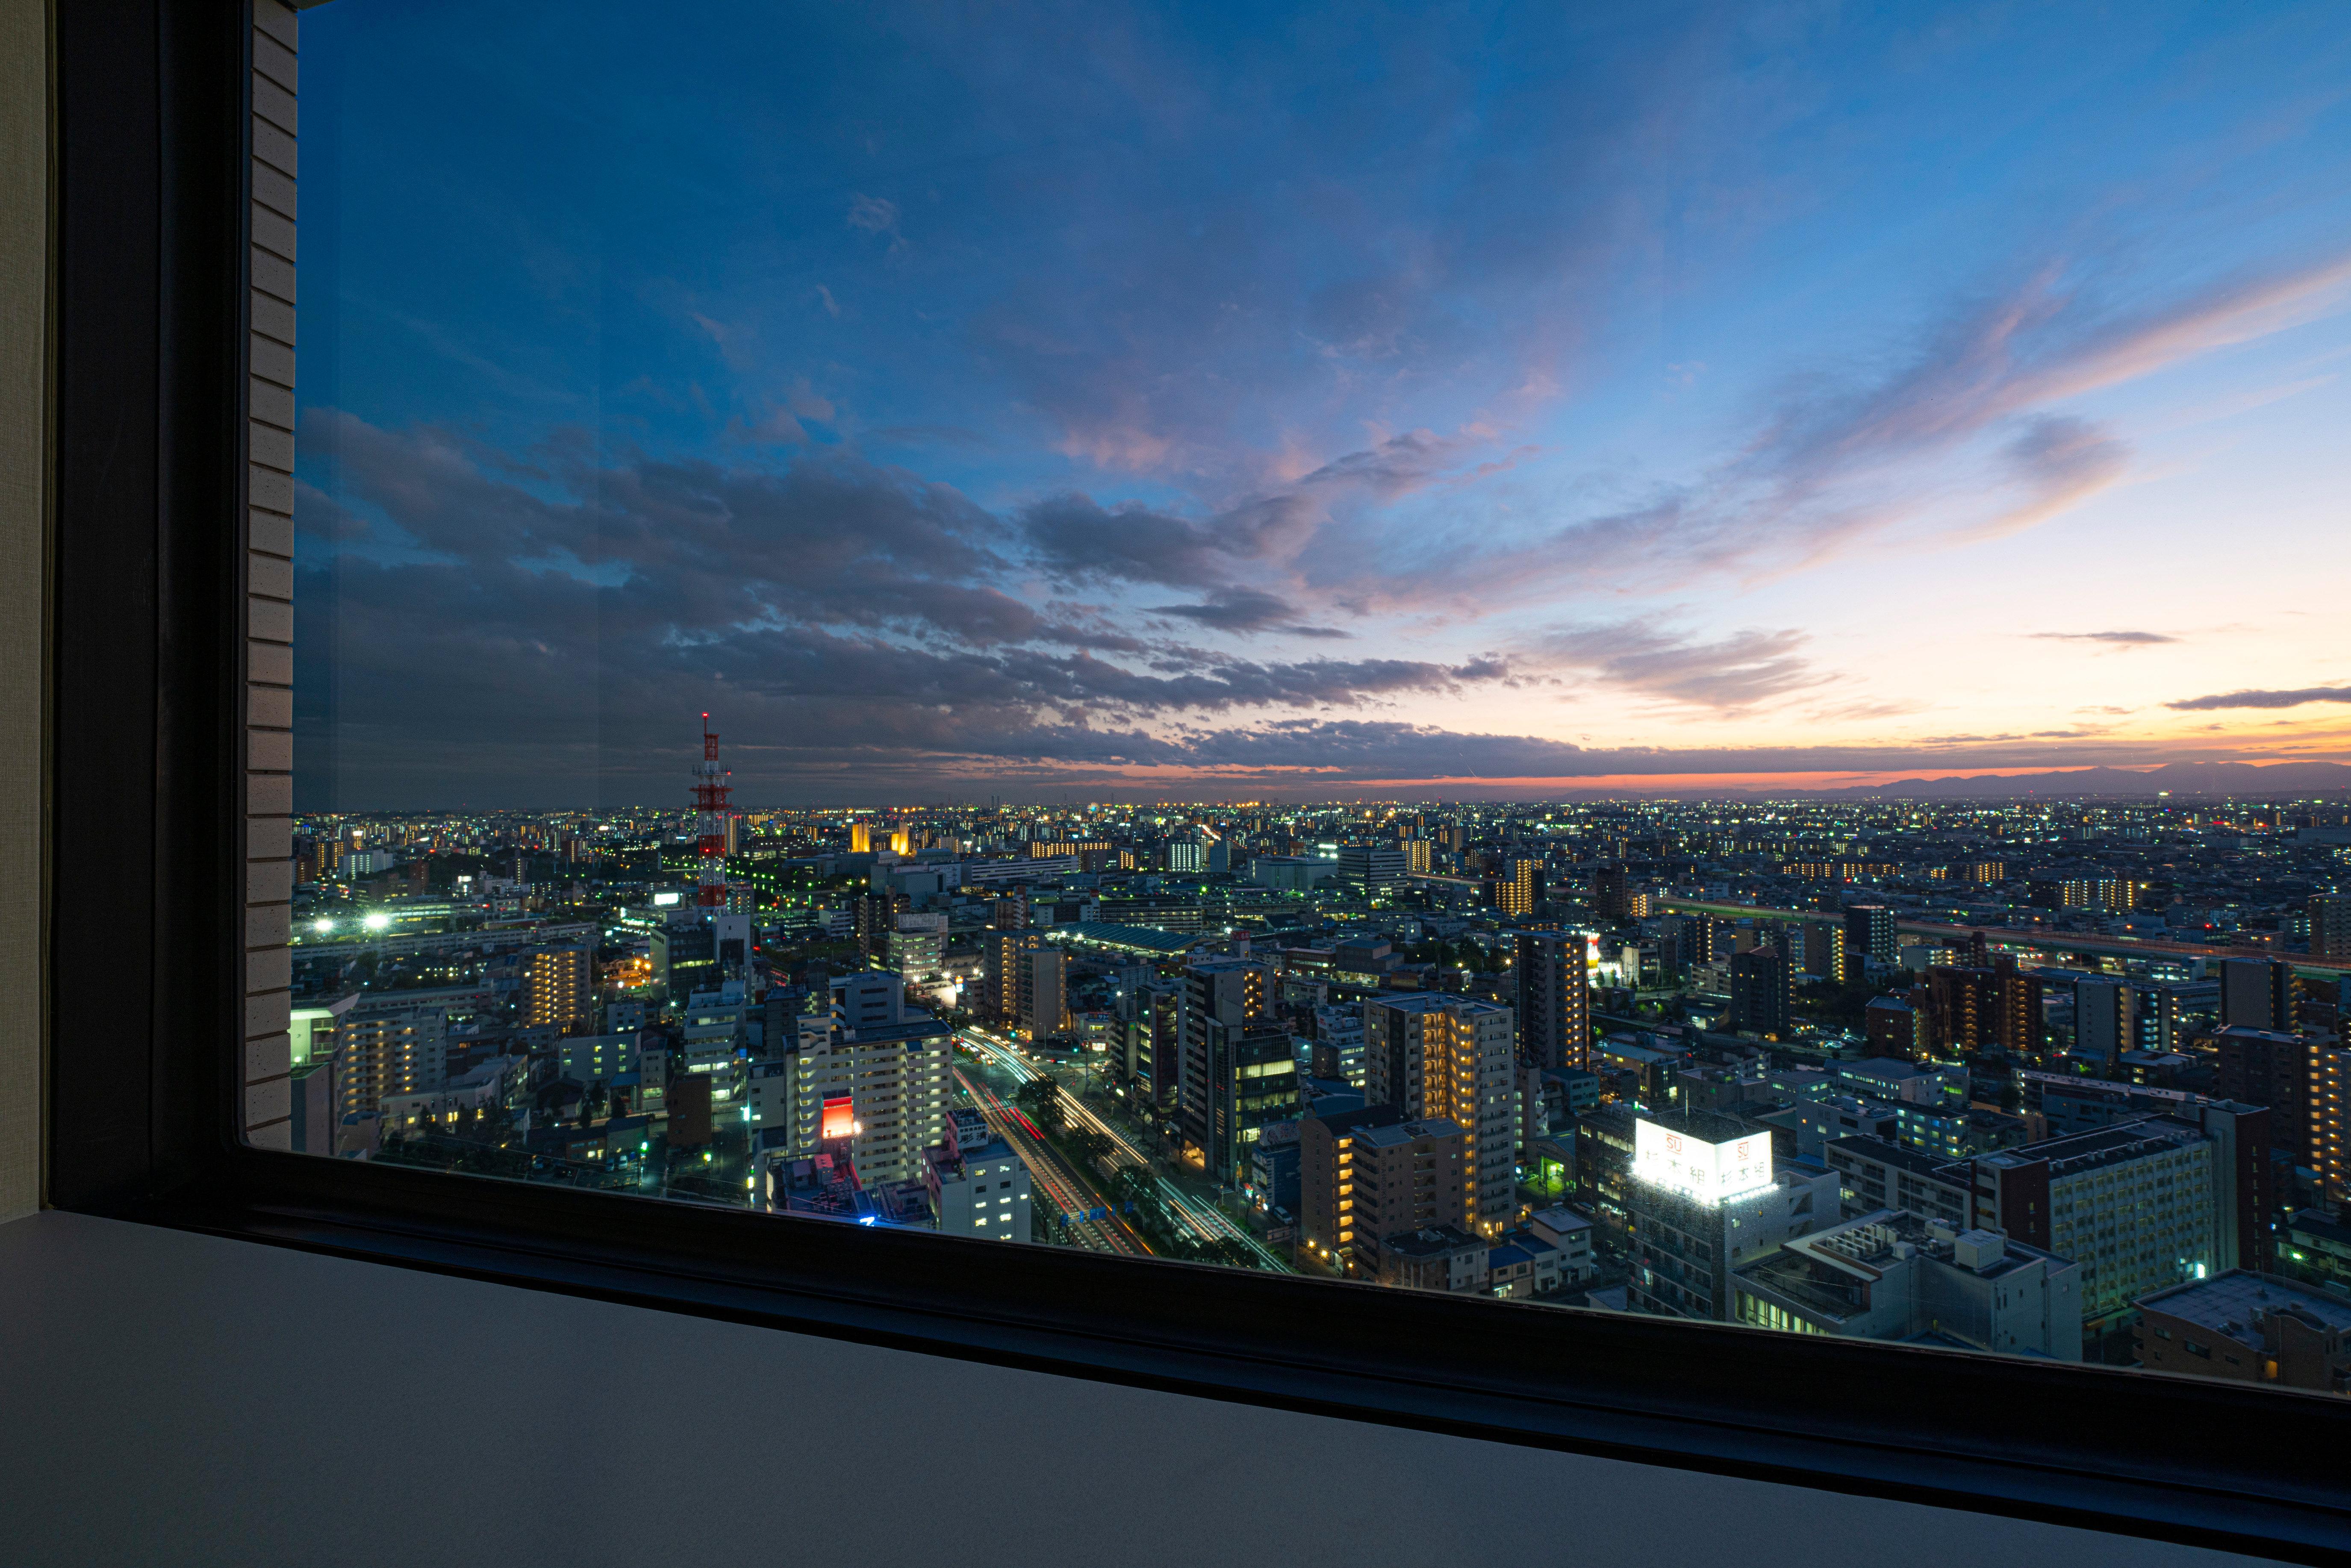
[
  {"left": 953, "top": 1066, "right": 1148, "bottom": 1257},
  {"left": 1655, "top": 896, "right": 2351, "bottom": 976},
  {"left": 955, "top": 1026, "right": 1291, "bottom": 1271}
]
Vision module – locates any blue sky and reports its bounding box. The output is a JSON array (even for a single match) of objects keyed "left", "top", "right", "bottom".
[{"left": 292, "top": 0, "right": 2351, "bottom": 806}]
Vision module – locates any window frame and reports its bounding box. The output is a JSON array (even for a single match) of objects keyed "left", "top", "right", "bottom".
[{"left": 42, "top": 5, "right": 2351, "bottom": 1561}]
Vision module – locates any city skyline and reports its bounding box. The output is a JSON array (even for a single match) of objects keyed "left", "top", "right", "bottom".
[{"left": 292, "top": 2, "right": 2351, "bottom": 808}]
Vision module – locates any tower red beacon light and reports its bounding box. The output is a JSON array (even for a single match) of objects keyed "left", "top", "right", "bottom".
[{"left": 692, "top": 712, "right": 732, "bottom": 910}]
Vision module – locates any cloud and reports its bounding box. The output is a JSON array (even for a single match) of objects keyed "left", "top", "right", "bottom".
[
  {"left": 1362, "top": 248, "right": 2351, "bottom": 610},
  {"left": 1537, "top": 622, "right": 1828, "bottom": 712},
  {"left": 2030, "top": 629, "right": 2178, "bottom": 646},
  {"left": 1146, "top": 586, "right": 1348, "bottom": 638},
  {"left": 847, "top": 194, "right": 900, "bottom": 236},
  {"left": 2168, "top": 685, "right": 2351, "bottom": 711}
]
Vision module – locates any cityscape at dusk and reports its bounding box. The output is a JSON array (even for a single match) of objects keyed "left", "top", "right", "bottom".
[{"left": 273, "top": 1, "right": 2351, "bottom": 1401}]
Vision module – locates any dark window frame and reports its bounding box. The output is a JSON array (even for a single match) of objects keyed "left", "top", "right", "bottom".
[{"left": 43, "top": 5, "right": 2351, "bottom": 1561}]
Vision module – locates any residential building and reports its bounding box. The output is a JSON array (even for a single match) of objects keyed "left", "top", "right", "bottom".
[
  {"left": 1846, "top": 904, "right": 1897, "bottom": 968},
  {"left": 1299, "top": 1104, "right": 1406, "bottom": 1266},
  {"left": 1375, "top": 1221, "right": 1490, "bottom": 1293},
  {"left": 925, "top": 1126, "right": 1031, "bottom": 1241},
  {"left": 756, "top": 971, "right": 952, "bottom": 1188},
  {"left": 1729, "top": 945, "right": 1791, "bottom": 1037},
  {"left": 1363, "top": 993, "right": 1518, "bottom": 1234},
  {"left": 2219, "top": 956, "right": 2293, "bottom": 1033},
  {"left": 1512, "top": 928, "right": 1589, "bottom": 1071},
  {"left": 520, "top": 943, "right": 592, "bottom": 1031},
  {"left": 1525, "top": 1204, "right": 1596, "bottom": 1283},
  {"left": 1352, "top": 1117, "right": 1473, "bottom": 1275},
  {"left": 2312, "top": 894, "right": 2351, "bottom": 960}
]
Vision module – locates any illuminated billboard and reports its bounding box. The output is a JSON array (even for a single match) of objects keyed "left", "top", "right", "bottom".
[
  {"left": 821, "top": 1096, "right": 858, "bottom": 1141},
  {"left": 1633, "top": 1117, "right": 1774, "bottom": 1205}
]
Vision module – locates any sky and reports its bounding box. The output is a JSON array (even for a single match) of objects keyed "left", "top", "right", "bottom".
[{"left": 291, "top": 0, "right": 2351, "bottom": 809}]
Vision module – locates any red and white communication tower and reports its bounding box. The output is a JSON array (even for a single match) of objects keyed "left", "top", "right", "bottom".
[{"left": 691, "top": 712, "right": 732, "bottom": 909}]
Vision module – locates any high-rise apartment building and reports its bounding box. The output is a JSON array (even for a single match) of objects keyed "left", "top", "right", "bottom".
[
  {"left": 2219, "top": 956, "right": 2293, "bottom": 1033},
  {"left": 332, "top": 1001, "right": 451, "bottom": 1118},
  {"left": 2217, "top": 1025, "right": 2345, "bottom": 1204},
  {"left": 2312, "top": 894, "right": 2351, "bottom": 960},
  {"left": 1845, "top": 904, "right": 1897, "bottom": 969},
  {"left": 1512, "top": 929, "right": 1589, "bottom": 1072},
  {"left": 1300, "top": 1104, "right": 1405, "bottom": 1266},
  {"left": 757, "top": 971, "right": 952, "bottom": 1189},
  {"left": 1349, "top": 1117, "right": 1472, "bottom": 1278},
  {"left": 1797, "top": 918, "right": 1848, "bottom": 983},
  {"left": 1729, "top": 945, "right": 1792, "bottom": 1038},
  {"left": 1019, "top": 947, "right": 1067, "bottom": 1041},
  {"left": 1591, "top": 862, "right": 1630, "bottom": 921},
  {"left": 1362, "top": 994, "right": 1517, "bottom": 1234},
  {"left": 1399, "top": 837, "right": 1432, "bottom": 876},
  {"left": 523, "top": 944, "right": 592, "bottom": 1031}
]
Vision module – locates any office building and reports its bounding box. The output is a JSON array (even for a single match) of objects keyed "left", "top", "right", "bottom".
[
  {"left": 523, "top": 944, "right": 592, "bottom": 1031},
  {"left": 1970, "top": 1118, "right": 2224, "bottom": 1324},
  {"left": 1363, "top": 994, "right": 1517, "bottom": 1234},
  {"left": 1626, "top": 1109, "right": 1839, "bottom": 1322},
  {"left": 885, "top": 913, "right": 948, "bottom": 991},
  {"left": 1336, "top": 844, "right": 1405, "bottom": 902},
  {"left": 1177, "top": 959, "right": 1269, "bottom": 1162},
  {"left": 1312, "top": 1002, "right": 1367, "bottom": 1088},
  {"left": 1195, "top": 1020, "right": 1302, "bottom": 1187},
  {"left": 2218, "top": 956, "right": 2293, "bottom": 1033},
  {"left": 1512, "top": 929, "right": 1589, "bottom": 1071},
  {"left": 1729, "top": 945, "right": 1791, "bottom": 1038},
  {"left": 2135, "top": 1272, "right": 2351, "bottom": 1393},
  {"left": 1733, "top": 1209, "right": 2082, "bottom": 1359},
  {"left": 649, "top": 920, "right": 717, "bottom": 1004},
  {"left": 1845, "top": 904, "right": 1897, "bottom": 968}
]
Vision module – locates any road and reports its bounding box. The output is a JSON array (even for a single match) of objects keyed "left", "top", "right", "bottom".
[
  {"left": 956, "top": 1026, "right": 1291, "bottom": 1271},
  {"left": 953, "top": 1066, "right": 1149, "bottom": 1257}
]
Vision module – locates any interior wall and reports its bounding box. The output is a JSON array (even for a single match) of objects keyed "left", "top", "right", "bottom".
[{"left": 0, "top": 0, "right": 46, "bottom": 1224}]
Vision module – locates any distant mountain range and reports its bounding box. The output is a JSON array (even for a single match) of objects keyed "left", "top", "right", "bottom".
[{"left": 1834, "top": 761, "right": 2351, "bottom": 800}]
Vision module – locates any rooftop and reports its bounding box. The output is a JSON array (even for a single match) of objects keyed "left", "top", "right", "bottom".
[
  {"left": 2136, "top": 1271, "right": 2351, "bottom": 1348},
  {"left": 1050, "top": 921, "right": 1208, "bottom": 956}
]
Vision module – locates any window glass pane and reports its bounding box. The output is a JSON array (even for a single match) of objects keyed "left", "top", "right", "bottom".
[{"left": 277, "top": 0, "right": 2351, "bottom": 1391}]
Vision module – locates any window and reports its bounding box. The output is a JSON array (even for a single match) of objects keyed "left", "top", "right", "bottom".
[{"left": 44, "top": 1, "right": 2351, "bottom": 1561}]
